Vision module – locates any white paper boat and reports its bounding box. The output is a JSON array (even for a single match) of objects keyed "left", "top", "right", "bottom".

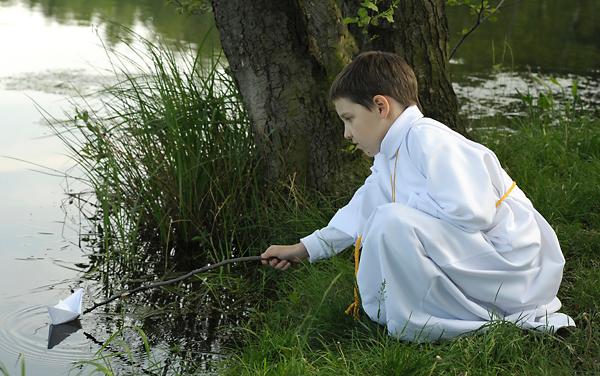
[{"left": 47, "top": 288, "right": 84, "bottom": 325}]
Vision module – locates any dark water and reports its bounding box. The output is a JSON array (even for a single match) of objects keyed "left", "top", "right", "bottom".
[
  {"left": 0, "top": 0, "right": 598, "bottom": 375},
  {"left": 447, "top": 0, "right": 600, "bottom": 117}
]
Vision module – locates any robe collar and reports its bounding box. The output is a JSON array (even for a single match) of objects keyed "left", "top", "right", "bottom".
[{"left": 379, "top": 105, "right": 424, "bottom": 160}]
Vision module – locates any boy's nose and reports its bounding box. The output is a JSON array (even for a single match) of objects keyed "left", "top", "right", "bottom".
[{"left": 344, "top": 124, "right": 352, "bottom": 141}]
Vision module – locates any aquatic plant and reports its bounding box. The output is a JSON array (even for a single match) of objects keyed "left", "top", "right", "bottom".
[
  {"left": 0, "top": 354, "right": 26, "bottom": 376},
  {"left": 50, "top": 30, "right": 264, "bottom": 280}
]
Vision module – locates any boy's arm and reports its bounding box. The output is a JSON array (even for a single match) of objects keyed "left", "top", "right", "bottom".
[
  {"left": 262, "top": 164, "right": 377, "bottom": 268},
  {"left": 300, "top": 227, "right": 355, "bottom": 263},
  {"left": 406, "top": 125, "right": 499, "bottom": 232},
  {"left": 301, "top": 164, "right": 379, "bottom": 262}
]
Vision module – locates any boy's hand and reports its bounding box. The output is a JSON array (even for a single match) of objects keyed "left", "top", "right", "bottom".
[{"left": 261, "top": 243, "right": 309, "bottom": 271}]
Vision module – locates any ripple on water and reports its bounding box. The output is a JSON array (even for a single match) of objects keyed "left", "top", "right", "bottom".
[{"left": 0, "top": 304, "right": 92, "bottom": 367}]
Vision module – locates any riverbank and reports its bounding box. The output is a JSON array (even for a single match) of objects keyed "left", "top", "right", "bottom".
[
  {"left": 1, "top": 1, "right": 599, "bottom": 374},
  {"left": 53, "top": 44, "right": 600, "bottom": 373},
  {"left": 36, "top": 37, "right": 598, "bottom": 373},
  {"left": 3, "top": 48, "right": 598, "bottom": 375}
]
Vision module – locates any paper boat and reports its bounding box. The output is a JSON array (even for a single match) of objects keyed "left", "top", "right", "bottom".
[{"left": 47, "top": 288, "right": 84, "bottom": 325}]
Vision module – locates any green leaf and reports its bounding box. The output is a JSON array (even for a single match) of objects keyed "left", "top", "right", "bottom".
[
  {"left": 361, "top": 0, "right": 379, "bottom": 12},
  {"left": 0, "top": 361, "right": 10, "bottom": 376},
  {"left": 288, "top": 290, "right": 300, "bottom": 304},
  {"left": 18, "top": 354, "right": 25, "bottom": 376},
  {"left": 382, "top": 10, "right": 395, "bottom": 23},
  {"left": 343, "top": 17, "right": 358, "bottom": 25},
  {"left": 344, "top": 143, "right": 358, "bottom": 153}
]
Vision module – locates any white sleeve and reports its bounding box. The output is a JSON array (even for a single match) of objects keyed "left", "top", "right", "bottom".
[
  {"left": 406, "top": 125, "right": 498, "bottom": 232},
  {"left": 300, "top": 165, "right": 378, "bottom": 262},
  {"left": 300, "top": 227, "right": 355, "bottom": 263}
]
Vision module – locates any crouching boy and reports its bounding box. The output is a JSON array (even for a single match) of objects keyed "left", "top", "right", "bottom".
[{"left": 261, "top": 51, "right": 574, "bottom": 342}]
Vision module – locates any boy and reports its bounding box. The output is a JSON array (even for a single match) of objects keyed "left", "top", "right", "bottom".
[{"left": 261, "top": 51, "right": 574, "bottom": 341}]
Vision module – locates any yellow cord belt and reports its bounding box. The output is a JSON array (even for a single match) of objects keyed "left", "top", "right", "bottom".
[{"left": 344, "top": 164, "right": 517, "bottom": 320}]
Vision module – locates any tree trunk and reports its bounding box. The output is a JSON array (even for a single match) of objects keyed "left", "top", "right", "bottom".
[
  {"left": 210, "top": 0, "right": 460, "bottom": 190},
  {"left": 210, "top": 0, "right": 356, "bottom": 189}
]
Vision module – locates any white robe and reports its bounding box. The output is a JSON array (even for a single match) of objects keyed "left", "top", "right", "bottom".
[{"left": 301, "top": 106, "right": 574, "bottom": 342}]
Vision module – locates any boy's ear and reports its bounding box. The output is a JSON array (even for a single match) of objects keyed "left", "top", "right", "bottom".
[{"left": 372, "top": 95, "right": 390, "bottom": 118}]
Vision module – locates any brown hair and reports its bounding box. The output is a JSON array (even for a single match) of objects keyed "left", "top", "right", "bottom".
[{"left": 329, "top": 51, "right": 421, "bottom": 111}]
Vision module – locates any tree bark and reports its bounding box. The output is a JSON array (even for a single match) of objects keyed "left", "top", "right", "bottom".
[
  {"left": 211, "top": 0, "right": 356, "bottom": 189},
  {"left": 210, "top": 0, "right": 460, "bottom": 190}
]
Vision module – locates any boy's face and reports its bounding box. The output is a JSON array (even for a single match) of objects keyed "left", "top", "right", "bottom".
[{"left": 334, "top": 97, "right": 391, "bottom": 157}]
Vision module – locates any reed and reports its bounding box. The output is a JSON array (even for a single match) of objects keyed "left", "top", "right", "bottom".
[{"left": 51, "top": 31, "right": 264, "bottom": 281}]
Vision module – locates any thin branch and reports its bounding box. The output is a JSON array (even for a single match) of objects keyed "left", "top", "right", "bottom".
[
  {"left": 449, "top": 0, "right": 506, "bottom": 61},
  {"left": 83, "top": 255, "right": 264, "bottom": 314}
]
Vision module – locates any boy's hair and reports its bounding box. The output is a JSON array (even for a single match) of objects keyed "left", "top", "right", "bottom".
[{"left": 329, "top": 51, "right": 421, "bottom": 111}]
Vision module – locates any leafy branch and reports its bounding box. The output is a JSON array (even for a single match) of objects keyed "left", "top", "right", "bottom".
[
  {"left": 343, "top": 0, "right": 400, "bottom": 34},
  {"left": 448, "top": 0, "right": 506, "bottom": 60}
]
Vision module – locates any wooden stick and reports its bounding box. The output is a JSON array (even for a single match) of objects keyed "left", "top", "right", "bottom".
[{"left": 83, "top": 255, "right": 264, "bottom": 314}]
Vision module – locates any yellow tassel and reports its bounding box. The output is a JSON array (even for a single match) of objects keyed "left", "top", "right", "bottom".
[
  {"left": 345, "top": 236, "right": 362, "bottom": 320},
  {"left": 496, "top": 181, "right": 516, "bottom": 208}
]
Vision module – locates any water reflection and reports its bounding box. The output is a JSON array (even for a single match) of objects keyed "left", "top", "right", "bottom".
[
  {"left": 447, "top": 0, "right": 600, "bottom": 75},
  {"left": 446, "top": 0, "right": 600, "bottom": 118},
  {"left": 453, "top": 71, "right": 600, "bottom": 118},
  {"left": 0, "top": 0, "right": 219, "bottom": 48},
  {"left": 0, "top": 304, "right": 90, "bottom": 368},
  {"left": 48, "top": 320, "right": 82, "bottom": 349},
  {"left": 0, "top": 1, "right": 224, "bottom": 374}
]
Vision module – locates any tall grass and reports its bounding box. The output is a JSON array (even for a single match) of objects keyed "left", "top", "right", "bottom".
[
  {"left": 0, "top": 354, "right": 26, "bottom": 376},
  {"left": 48, "top": 30, "right": 358, "bottom": 374},
  {"left": 51, "top": 32, "right": 265, "bottom": 282}
]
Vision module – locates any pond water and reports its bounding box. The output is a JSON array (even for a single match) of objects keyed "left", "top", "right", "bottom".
[
  {"left": 447, "top": 0, "right": 600, "bottom": 117},
  {"left": 0, "top": 1, "right": 221, "bottom": 375},
  {"left": 0, "top": 0, "right": 598, "bottom": 375}
]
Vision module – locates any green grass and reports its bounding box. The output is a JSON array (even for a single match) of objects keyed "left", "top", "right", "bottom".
[{"left": 0, "top": 354, "right": 26, "bottom": 376}]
